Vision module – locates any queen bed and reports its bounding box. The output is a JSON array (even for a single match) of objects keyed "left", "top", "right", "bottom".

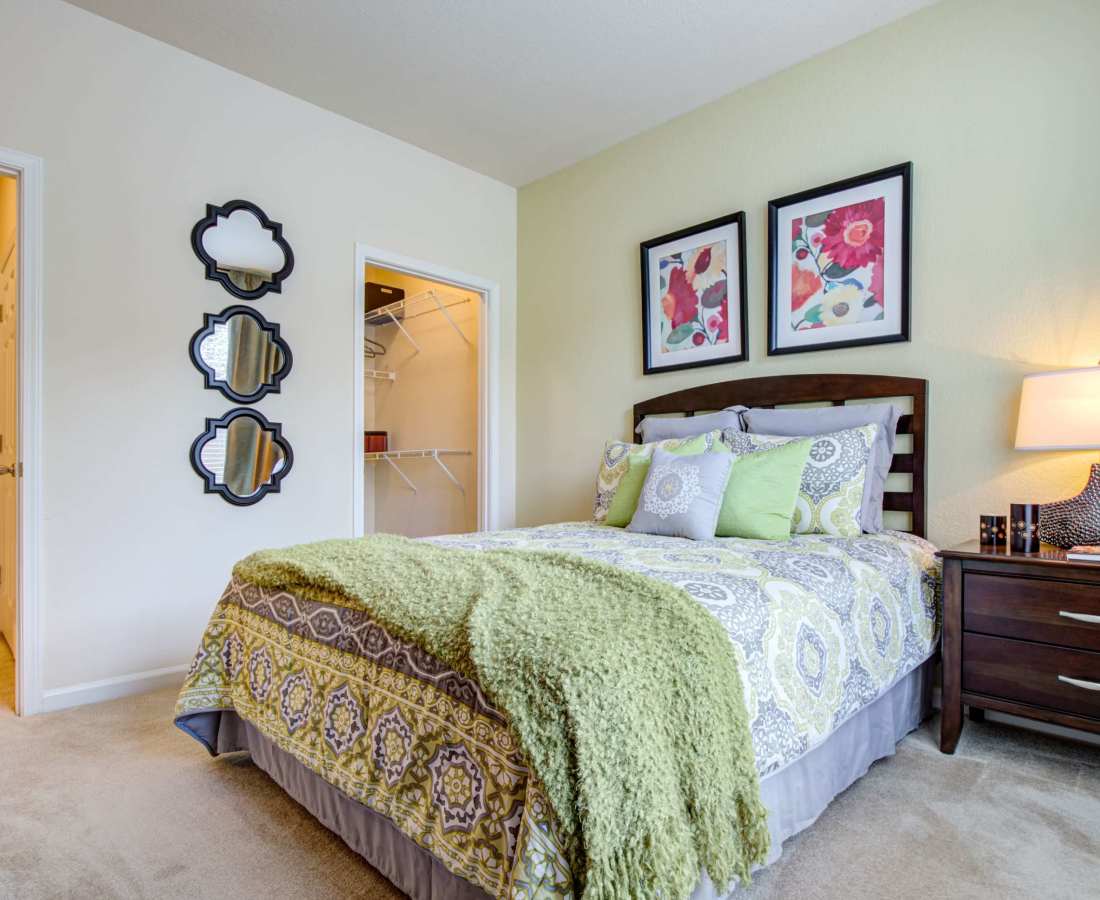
[{"left": 175, "top": 374, "right": 938, "bottom": 899}]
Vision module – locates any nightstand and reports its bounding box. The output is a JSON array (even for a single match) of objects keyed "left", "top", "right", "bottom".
[{"left": 938, "top": 540, "right": 1100, "bottom": 753}]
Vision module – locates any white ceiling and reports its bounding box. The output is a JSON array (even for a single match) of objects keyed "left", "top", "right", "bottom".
[{"left": 66, "top": 0, "right": 937, "bottom": 185}]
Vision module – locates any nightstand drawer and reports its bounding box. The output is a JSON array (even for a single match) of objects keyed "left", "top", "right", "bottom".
[
  {"left": 963, "top": 573, "right": 1100, "bottom": 652},
  {"left": 963, "top": 633, "right": 1100, "bottom": 719}
]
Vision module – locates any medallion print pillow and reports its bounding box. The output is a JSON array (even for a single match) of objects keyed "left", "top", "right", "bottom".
[
  {"left": 626, "top": 447, "right": 733, "bottom": 540},
  {"left": 593, "top": 430, "right": 721, "bottom": 524},
  {"left": 722, "top": 425, "right": 877, "bottom": 536}
]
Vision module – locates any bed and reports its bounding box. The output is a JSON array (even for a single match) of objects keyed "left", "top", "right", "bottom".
[{"left": 175, "top": 374, "right": 938, "bottom": 899}]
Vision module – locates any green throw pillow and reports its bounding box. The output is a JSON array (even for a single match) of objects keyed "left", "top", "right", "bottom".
[
  {"left": 605, "top": 433, "right": 715, "bottom": 526},
  {"left": 716, "top": 438, "right": 812, "bottom": 540}
]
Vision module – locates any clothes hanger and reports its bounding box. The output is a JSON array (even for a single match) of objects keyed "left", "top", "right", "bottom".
[{"left": 363, "top": 336, "right": 388, "bottom": 359}]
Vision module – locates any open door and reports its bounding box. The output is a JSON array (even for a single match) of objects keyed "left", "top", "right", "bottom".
[{"left": 0, "top": 171, "right": 17, "bottom": 713}]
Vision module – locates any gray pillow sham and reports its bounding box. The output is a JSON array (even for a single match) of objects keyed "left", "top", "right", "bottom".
[
  {"left": 636, "top": 406, "right": 746, "bottom": 444},
  {"left": 626, "top": 447, "right": 733, "bottom": 541},
  {"left": 740, "top": 403, "right": 902, "bottom": 533}
]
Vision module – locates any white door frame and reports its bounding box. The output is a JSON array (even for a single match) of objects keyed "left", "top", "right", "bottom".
[
  {"left": 0, "top": 146, "right": 44, "bottom": 716},
  {"left": 351, "top": 243, "right": 501, "bottom": 536}
]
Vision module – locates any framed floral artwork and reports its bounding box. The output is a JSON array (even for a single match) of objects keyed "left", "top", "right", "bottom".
[
  {"left": 768, "top": 162, "right": 911, "bottom": 356},
  {"left": 640, "top": 211, "right": 748, "bottom": 375}
]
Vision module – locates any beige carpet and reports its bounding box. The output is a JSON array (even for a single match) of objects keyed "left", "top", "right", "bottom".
[{"left": 0, "top": 687, "right": 1097, "bottom": 899}]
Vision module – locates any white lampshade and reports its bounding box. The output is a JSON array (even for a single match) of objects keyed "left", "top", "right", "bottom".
[{"left": 1015, "top": 366, "right": 1100, "bottom": 450}]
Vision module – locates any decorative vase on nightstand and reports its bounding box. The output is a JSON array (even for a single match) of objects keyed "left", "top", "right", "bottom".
[
  {"left": 1039, "top": 463, "right": 1100, "bottom": 548},
  {"left": 1014, "top": 365, "right": 1100, "bottom": 549}
]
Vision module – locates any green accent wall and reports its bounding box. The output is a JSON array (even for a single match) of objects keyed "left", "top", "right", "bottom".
[{"left": 517, "top": 0, "right": 1100, "bottom": 546}]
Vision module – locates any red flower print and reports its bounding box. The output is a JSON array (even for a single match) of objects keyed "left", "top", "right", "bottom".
[
  {"left": 795, "top": 248, "right": 809, "bottom": 260},
  {"left": 693, "top": 247, "right": 712, "bottom": 275},
  {"left": 692, "top": 332, "right": 706, "bottom": 346},
  {"left": 811, "top": 232, "right": 824, "bottom": 246},
  {"left": 869, "top": 253, "right": 884, "bottom": 303},
  {"left": 706, "top": 313, "right": 722, "bottom": 331},
  {"left": 791, "top": 218, "right": 802, "bottom": 241},
  {"left": 790, "top": 266, "right": 822, "bottom": 312},
  {"left": 664, "top": 266, "right": 698, "bottom": 329},
  {"left": 821, "top": 198, "right": 884, "bottom": 269},
  {"left": 661, "top": 292, "right": 676, "bottom": 322}
]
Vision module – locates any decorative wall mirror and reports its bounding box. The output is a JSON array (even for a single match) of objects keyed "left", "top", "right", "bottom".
[
  {"left": 189, "top": 305, "right": 292, "bottom": 403},
  {"left": 191, "top": 199, "right": 294, "bottom": 300},
  {"left": 190, "top": 409, "right": 293, "bottom": 506}
]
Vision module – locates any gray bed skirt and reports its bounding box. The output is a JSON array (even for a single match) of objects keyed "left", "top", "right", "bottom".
[
  {"left": 181, "top": 711, "right": 489, "bottom": 900},
  {"left": 178, "top": 658, "right": 934, "bottom": 900}
]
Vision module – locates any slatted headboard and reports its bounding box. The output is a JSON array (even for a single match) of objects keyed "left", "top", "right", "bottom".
[{"left": 632, "top": 374, "right": 928, "bottom": 538}]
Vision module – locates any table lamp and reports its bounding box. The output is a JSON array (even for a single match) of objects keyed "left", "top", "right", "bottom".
[{"left": 1015, "top": 365, "right": 1100, "bottom": 547}]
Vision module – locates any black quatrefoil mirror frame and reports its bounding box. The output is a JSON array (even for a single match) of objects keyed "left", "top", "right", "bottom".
[
  {"left": 190, "top": 408, "right": 294, "bottom": 506},
  {"left": 190, "top": 199, "right": 295, "bottom": 300},
  {"left": 189, "top": 305, "right": 293, "bottom": 404}
]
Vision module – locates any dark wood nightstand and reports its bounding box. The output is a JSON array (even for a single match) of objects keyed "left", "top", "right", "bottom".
[{"left": 938, "top": 540, "right": 1100, "bottom": 753}]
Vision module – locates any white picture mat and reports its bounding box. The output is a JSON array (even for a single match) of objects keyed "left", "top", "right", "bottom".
[
  {"left": 773, "top": 175, "right": 903, "bottom": 350},
  {"left": 646, "top": 221, "right": 742, "bottom": 367}
]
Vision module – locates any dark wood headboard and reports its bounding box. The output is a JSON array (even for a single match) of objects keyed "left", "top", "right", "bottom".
[{"left": 632, "top": 374, "right": 928, "bottom": 538}]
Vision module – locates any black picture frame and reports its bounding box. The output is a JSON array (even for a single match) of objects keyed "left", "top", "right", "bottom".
[
  {"left": 188, "top": 305, "right": 293, "bottom": 404},
  {"left": 640, "top": 211, "right": 749, "bottom": 375},
  {"left": 767, "top": 162, "right": 911, "bottom": 356},
  {"left": 190, "top": 408, "right": 293, "bottom": 506},
  {"left": 190, "top": 199, "right": 295, "bottom": 301}
]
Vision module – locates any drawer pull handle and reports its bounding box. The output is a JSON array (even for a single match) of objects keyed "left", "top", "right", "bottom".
[
  {"left": 1058, "top": 675, "right": 1100, "bottom": 692},
  {"left": 1058, "top": 610, "right": 1100, "bottom": 625}
]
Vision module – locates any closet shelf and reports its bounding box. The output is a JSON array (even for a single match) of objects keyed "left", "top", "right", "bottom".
[
  {"left": 364, "top": 448, "right": 471, "bottom": 495},
  {"left": 365, "top": 287, "right": 472, "bottom": 352}
]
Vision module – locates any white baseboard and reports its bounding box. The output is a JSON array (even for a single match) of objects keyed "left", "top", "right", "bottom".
[{"left": 41, "top": 663, "right": 189, "bottom": 713}]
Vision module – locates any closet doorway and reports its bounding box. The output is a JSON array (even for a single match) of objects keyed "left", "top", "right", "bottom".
[
  {"left": 352, "top": 245, "right": 500, "bottom": 539},
  {"left": 0, "top": 169, "right": 17, "bottom": 715},
  {"left": 0, "top": 145, "right": 43, "bottom": 717}
]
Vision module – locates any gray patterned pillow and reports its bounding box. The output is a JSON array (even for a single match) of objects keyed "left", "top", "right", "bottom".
[
  {"left": 722, "top": 425, "right": 877, "bottom": 536},
  {"left": 626, "top": 448, "right": 733, "bottom": 541},
  {"left": 741, "top": 403, "right": 900, "bottom": 533},
  {"left": 592, "top": 430, "right": 722, "bottom": 524}
]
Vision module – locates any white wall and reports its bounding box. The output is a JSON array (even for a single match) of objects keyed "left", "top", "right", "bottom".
[{"left": 0, "top": 0, "right": 517, "bottom": 701}]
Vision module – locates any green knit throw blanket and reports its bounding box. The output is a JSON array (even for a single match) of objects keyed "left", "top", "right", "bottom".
[{"left": 234, "top": 534, "right": 769, "bottom": 899}]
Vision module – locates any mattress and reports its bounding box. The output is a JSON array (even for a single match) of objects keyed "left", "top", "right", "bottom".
[{"left": 176, "top": 522, "right": 941, "bottom": 898}]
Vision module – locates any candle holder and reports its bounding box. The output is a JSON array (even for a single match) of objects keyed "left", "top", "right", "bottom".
[
  {"left": 979, "top": 515, "right": 1007, "bottom": 547},
  {"left": 1010, "top": 503, "right": 1040, "bottom": 553}
]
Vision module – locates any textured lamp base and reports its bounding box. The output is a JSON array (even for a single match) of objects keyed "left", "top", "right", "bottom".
[{"left": 1039, "top": 463, "right": 1100, "bottom": 548}]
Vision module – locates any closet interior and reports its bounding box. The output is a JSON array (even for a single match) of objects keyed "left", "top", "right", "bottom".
[{"left": 362, "top": 265, "right": 480, "bottom": 538}]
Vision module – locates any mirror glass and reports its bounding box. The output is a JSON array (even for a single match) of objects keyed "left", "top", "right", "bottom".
[
  {"left": 191, "top": 200, "right": 294, "bottom": 300},
  {"left": 190, "top": 306, "right": 291, "bottom": 403},
  {"left": 191, "top": 410, "right": 292, "bottom": 505},
  {"left": 202, "top": 209, "right": 286, "bottom": 291}
]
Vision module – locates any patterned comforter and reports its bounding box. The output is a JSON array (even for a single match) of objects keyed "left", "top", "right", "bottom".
[
  {"left": 429, "top": 524, "right": 941, "bottom": 777},
  {"left": 176, "top": 523, "right": 940, "bottom": 899}
]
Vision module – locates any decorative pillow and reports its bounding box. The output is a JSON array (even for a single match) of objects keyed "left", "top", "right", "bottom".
[
  {"left": 606, "top": 436, "right": 724, "bottom": 526},
  {"left": 626, "top": 448, "right": 733, "bottom": 541},
  {"left": 593, "top": 430, "right": 721, "bottom": 524},
  {"left": 740, "top": 404, "right": 901, "bottom": 533},
  {"left": 723, "top": 425, "right": 878, "bottom": 537},
  {"left": 716, "top": 438, "right": 812, "bottom": 540},
  {"left": 636, "top": 406, "right": 747, "bottom": 444}
]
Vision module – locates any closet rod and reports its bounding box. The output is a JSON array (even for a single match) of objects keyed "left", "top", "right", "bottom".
[
  {"left": 365, "top": 288, "right": 473, "bottom": 348},
  {"left": 364, "top": 448, "right": 471, "bottom": 495}
]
